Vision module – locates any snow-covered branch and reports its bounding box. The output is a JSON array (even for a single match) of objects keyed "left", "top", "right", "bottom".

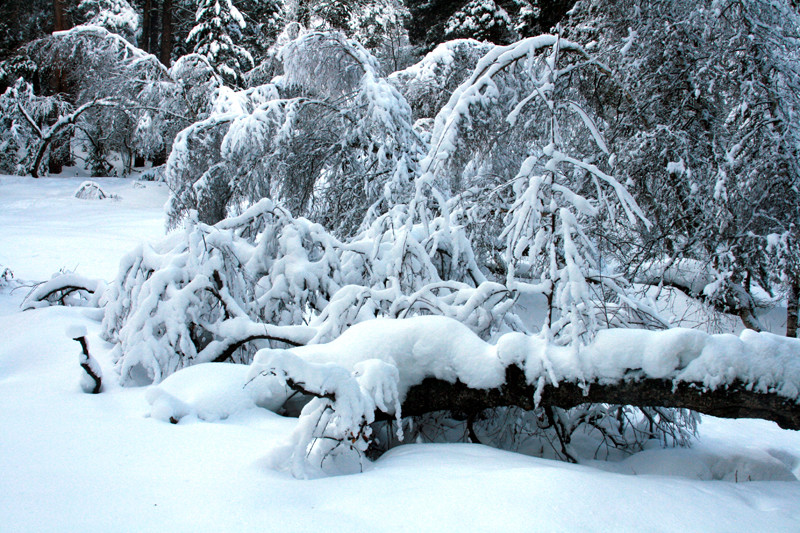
[
  {"left": 245, "top": 315, "right": 800, "bottom": 476},
  {"left": 22, "top": 273, "right": 105, "bottom": 310}
]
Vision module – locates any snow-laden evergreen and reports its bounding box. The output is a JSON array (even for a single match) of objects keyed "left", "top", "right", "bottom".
[
  {"left": 187, "top": 0, "right": 254, "bottom": 87},
  {"left": 72, "top": 0, "right": 140, "bottom": 44},
  {"left": 444, "top": 0, "right": 515, "bottom": 44}
]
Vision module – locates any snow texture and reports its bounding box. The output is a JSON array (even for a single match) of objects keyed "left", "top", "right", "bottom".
[
  {"left": 66, "top": 324, "right": 88, "bottom": 339},
  {"left": 146, "top": 362, "right": 288, "bottom": 423}
]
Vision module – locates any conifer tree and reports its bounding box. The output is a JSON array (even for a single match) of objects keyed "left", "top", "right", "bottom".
[{"left": 187, "top": 0, "right": 253, "bottom": 87}]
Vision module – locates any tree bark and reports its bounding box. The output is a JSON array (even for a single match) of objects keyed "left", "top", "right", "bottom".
[
  {"left": 149, "top": 0, "right": 160, "bottom": 55},
  {"left": 160, "top": 0, "right": 173, "bottom": 67},
  {"left": 48, "top": 136, "right": 71, "bottom": 174},
  {"left": 53, "top": 0, "right": 67, "bottom": 32},
  {"left": 141, "top": 0, "right": 153, "bottom": 53},
  {"left": 787, "top": 277, "right": 799, "bottom": 338},
  {"left": 399, "top": 365, "right": 800, "bottom": 430}
]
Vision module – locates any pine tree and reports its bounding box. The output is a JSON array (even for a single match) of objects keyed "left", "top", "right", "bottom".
[
  {"left": 235, "top": 0, "right": 284, "bottom": 63},
  {"left": 444, "top": 0, "right": 516, "bottom": 44},
  {"left": 187, "top": 0, "right": 254, "bottom": 87}
]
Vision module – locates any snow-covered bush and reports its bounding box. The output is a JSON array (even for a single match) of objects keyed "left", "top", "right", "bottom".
[
  {"left": 390, "top": 39, "right": 494, "bottom": 120},
  {"left": 101, "top": 200, "right": 327, "bottom": 384},
  {"left": 409, "top": 35, "right": 663, "bottom": 342},
  {"left": 108, "top": 30, "right": 701, "bottom": 473},
  {"left": 0, "top": 78, "right": 72, "bottom": 176},
  {"left": 103, "top": 197, "right": 519, "bottom": 384},
  {"left": 22, "top": 271, "right": 105, "bottom": 310},
  {"left": 564, "top": 0, "right": 800, "bottom": 332},
  {"left": 134, "top": 53, "right": 222, "bottom": 164},
  {"left": 17, "top": 26, "right": 173, "bottom": 175},
  {"left": 70, "top": 0, "right": 140, "bottom": 44},
  {"left": 166, "top": 31, "right": 424, "bottom": 236},
  {"left": 13, "top": 25, "right": 221, "bottom": 176}
]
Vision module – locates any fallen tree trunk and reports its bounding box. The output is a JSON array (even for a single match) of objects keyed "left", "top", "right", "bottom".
[
  {"left": 247, "top": 317, "right": 800, "bottom": 476},
  {"left": 401, "top": 365, "right": 800, "bottom": 430}
]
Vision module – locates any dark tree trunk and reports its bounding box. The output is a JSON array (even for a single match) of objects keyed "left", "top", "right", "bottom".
[
  {"left": 142, "top": 0, "right": 153, "bottom": 53},
  {"left": 53, "top": 0, "right": 67, "bottom": 32},
  {"left": 149, "top": 1, "right": 160, "bottom": 57},
  {"left": 787, "top": 277, "right": 799, "bottom": 338},
  {"left": 398, "top": 365, "right": 800, "bottom": 431},
  {"left": 47, "top": 137, "right": 70, "bottom": 174},
  {"left": 152, "top": 147, "right": 167, "bottom": 167},
  {"left": 160, "top": 0, "right": 173, "bottom": 67}
]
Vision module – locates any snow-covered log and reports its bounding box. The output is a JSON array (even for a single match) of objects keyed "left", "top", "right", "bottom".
[
  {"left": 401, "top": 366, "right": 800, "bottom": 431},
  {"left": 246, "top": 316, "right": 800, "bottom": 476}
]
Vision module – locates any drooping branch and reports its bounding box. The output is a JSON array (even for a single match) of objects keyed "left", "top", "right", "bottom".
[
  {"left": 199, "top": 317, "right": 316, "bottom": 364},
  {"left": 22, "top": 273, "right": 103, "bottom": 310},
  {"left": 208, "top": 333, "right": 307, "bottom": 363},
  {"left": 401, "top": 365, "right": 800, "bottom": 430},
  {"left": 26, "top": 99, "right": 119, "bottom": 178}
]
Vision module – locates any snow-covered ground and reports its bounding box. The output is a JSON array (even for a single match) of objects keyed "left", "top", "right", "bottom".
[
  {"left": 2, "top": 175, "right": 800, "bottom": 532},
  {"left": 0, "top": 174, "right": 169, "bottom": 281}
]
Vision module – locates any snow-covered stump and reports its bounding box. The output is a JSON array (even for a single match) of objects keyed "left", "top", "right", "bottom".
[
  {"left": 74, "top": 180, "right": 115, "bottom": 200},
  {"left": 67, "top": 325, "right": 102, "bottom": 394}
]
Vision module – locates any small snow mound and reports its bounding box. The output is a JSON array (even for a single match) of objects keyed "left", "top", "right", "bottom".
[
  {"left": 146, "top": 363, "right": 289, "bottom": 423},
  {"left": 74, "top": 181, "right": 116, "bottom": 200},
  {"left": 610, "top": 446, "right": 798, "bottom": 482},
  {"left": 65, "top": 325, "right": 87, "bottom": 339}
]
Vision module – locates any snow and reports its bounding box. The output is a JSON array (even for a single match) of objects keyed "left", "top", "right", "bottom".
[
  {"left": 1, "top": 175, "right": 800, "bottom": 529},
  {"left": 146, "top": 362, "right": 284, "bottom": 422},
  {"left": 0, "top": 175, "right": 169, "bottom": 281},
  {"left": 66, "top": 324, "right": 88, "bottom": 339},
  {"left": 637, "top": 257, "right": 717, "bottom": 296},
  {"left": 74, "top": 180, "right": 113, "bottom": 200},
  {"left": 262, "top": 315, "right": 503, "bottom": 394}
]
